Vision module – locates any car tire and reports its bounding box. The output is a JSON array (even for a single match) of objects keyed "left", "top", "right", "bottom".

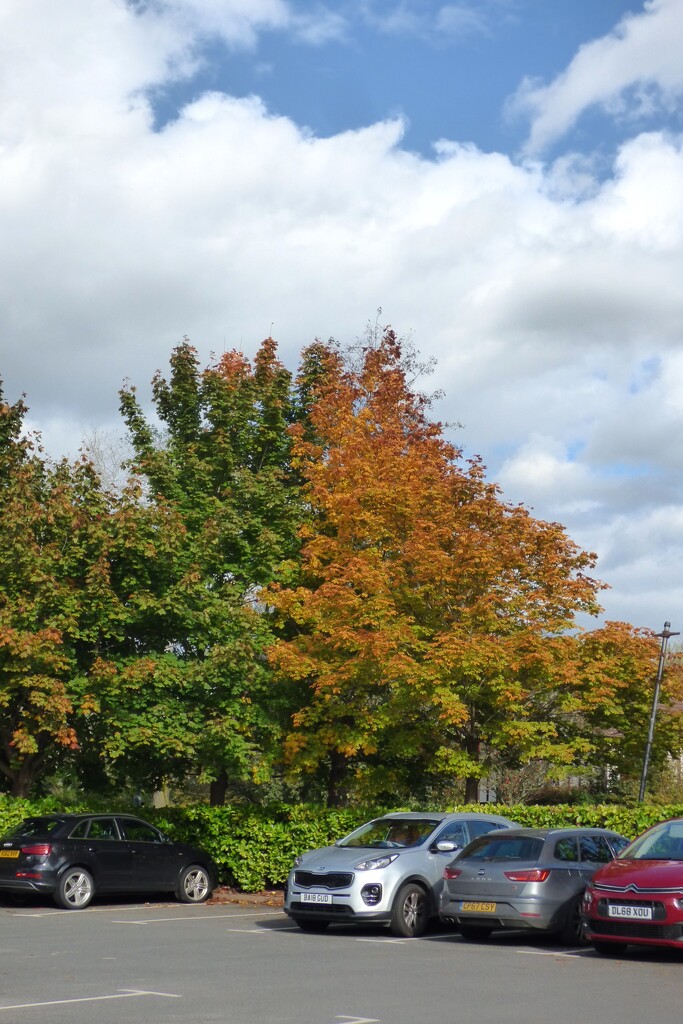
[
  {"left": 558, "top": 896, "right": 586, "bottom": 945},
  {"left": 389, "top": 883, "right": 429, "bottom": 938},
  {"left": 176, "top": 864, "right": 212, "bottom": 904},
  {"left": 592, "top": 940, "right": 625, "bottom": 956},
  {"left": 458, "top": 924, "right": 493, "bottom": 941},
  {"left": 54, "top": 867, "right": 95, "bottom": 910},
  {"left": 293, "top": 917, "right": 330, "bottom": 932}
]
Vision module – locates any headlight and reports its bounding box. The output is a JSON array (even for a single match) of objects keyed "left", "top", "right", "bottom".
[{"left": 354, "top": 854, "right": 398, "bottom": 871}]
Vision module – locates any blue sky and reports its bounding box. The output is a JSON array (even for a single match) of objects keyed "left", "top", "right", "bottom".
[
  {"left": 2, "top": 0, "right": 683, "bottom": 631},
  {"left": 150, "top": 1, "right": 672, "bottom": 158}
]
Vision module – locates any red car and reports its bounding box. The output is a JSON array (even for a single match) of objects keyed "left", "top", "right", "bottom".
[{"left": 582, "top": 817, "right": 683, "bottom": 953}]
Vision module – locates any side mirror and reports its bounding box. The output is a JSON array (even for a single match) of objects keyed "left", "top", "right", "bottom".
[{"left": 435, "top": 840, "right": 459, "bottom": 853}]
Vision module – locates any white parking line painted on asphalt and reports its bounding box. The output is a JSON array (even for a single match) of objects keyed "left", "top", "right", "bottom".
[
  {"left": 335, "top": 1015, "right": 381, "bottom": 1023},
  {"left": 224, "top": 928, "right": 271, "bottom": 934},
  {"left": 12, "top": 903, "right": 177, "bottom": 918},
  {"left": 516, "top": 949, "right": 584, "bottom": 958},
  {"left": 112, "top": 910, "right": 283, "bottom": 924},
  {"left": 0, "top": 988, "right": 181, "bottom": 1012},
  {"left": 355, "top": 937, "right": 406, "bottom": 945}
]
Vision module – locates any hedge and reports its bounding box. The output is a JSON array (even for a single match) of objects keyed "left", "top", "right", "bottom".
[{"left": 2, "top": 796, "right": 682, "bottom": 892}]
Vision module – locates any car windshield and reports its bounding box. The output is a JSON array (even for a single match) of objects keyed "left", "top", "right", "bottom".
[
  {"left": 5, "top": 817, "right": 67, "bottom": 838},
  {"left": 339, "top": 818, "right": 441, "bottom": 849},
  {"left": 461, "top": 835, "right": 544, "bottom": 861},
  {"left": 620, "top": 821, "right": 683, "bottom": 861}
]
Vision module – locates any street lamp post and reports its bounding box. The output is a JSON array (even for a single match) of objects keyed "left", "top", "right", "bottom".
[{"left": 638, "top": 621, "right": 680, "bottom": 803}]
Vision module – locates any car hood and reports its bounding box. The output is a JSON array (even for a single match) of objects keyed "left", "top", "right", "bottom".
[
  {"left": 296, "top": 846, "right": 417, "bottom": 870},
  {"left": 592, "top": 858, "right": 683, "bottom": 889}
]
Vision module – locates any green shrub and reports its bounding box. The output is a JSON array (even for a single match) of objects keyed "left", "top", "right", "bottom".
[{"left": 2, "top": 798, "right": 682, "bottom": 892}]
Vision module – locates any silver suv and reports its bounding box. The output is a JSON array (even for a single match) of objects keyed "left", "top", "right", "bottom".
[{"left": 284, "top": 811, "right": 517, "bottom": 937}]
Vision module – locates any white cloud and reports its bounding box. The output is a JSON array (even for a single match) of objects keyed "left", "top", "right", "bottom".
[
  {"left": 511, "top": 0, "right": 683, "bottom": 153},
  {"left": 2, "top": 0, "right": 683, "bottom": 631},
  {"left": 435, "top": 5, "right": 488, "bottom": 36},
  {"left": 357, "top": 0, "right": 489, "bottom": 38},
  {"left": 137, "top": 0, "right": 290, "bottom": 49}
]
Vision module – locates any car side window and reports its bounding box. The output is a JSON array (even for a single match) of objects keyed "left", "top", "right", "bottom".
[
  {"left": 579, "top": 835, "right": 613, "bottom": 864},
  {"left": 69, "top": 821, "right": 89, "bottom": 840},
  {"left": 468, "top": 820, "right": 506, "bottom": 839},
  {"left": 120, "top": 820, "right": 163, "bottom": 843},
  {"left": 554, "top": 837, "right": 579, "bottom": 862},
  {"left": 436, "top": 822, "right": 468, "bottom": 847},
  {"left": 87, "top": 818, "right": 119, "bottom": 841}
]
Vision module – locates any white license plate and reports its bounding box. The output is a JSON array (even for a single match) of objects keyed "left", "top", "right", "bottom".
[
  {"left": 301, "top": 892, "right": 332, "bottom": 905},
  {"left": 607, "top": 904, "right": 653, "bottom": 920}
]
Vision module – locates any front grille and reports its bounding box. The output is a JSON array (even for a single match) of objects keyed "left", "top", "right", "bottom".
[
  {"left": 289, "top": 902, "right": 355, "bottom": 916},
  {"left": 589, "top": 919, "right": 667, "bottom": 939},
  {"left": 294, "top": 871, "right": 353, "bottom": 890}
]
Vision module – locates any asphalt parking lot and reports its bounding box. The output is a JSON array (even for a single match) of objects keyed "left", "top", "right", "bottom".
[{"left": 0, "top": 898, "right": 680, "bottom": 1024}]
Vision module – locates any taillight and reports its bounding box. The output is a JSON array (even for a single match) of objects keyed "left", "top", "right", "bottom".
[
  {"left": 443, "top": 866, "right": 462, "bottom": 880},
  {"left": 504, "top": 868, "right": 550, "bottom": 882},
  {"left": 20, "top": 844, "right": 52, "bottom": 857}
]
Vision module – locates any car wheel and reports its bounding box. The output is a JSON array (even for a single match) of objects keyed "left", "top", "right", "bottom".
[
  {"left": 592, "top": 940, "right": 625, "bottom": 956},
  {"left": 390, "top": 883, "right": 429, "bottom": 938},
  {"left": 176, "top": 864, "right": 212, "bottom": 904},
  {"left": 459, "top": 924, "right": 493, "bottom": 941},
  {"left": 558, "top": 896, "right": 586, "bottom": 945},
  {"left": 293, "top": 917, "right": 330, "bottom": 932},
  {"left": 54, "top": 867, "right": 95, "bottom": 910}
]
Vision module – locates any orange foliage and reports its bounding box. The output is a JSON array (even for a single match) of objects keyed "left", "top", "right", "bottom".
[{"left": 266, "top": 330, "right": 654, "bottom": 802}]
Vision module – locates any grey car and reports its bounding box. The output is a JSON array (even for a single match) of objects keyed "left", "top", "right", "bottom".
[
  {"left": 439, "top": 826, "right": 629, "bottom": 944},
  {"left": 284, "top": 811, "right": 517, "bottom": 937}
]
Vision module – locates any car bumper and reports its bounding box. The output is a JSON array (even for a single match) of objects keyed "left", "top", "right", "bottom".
[
  {"left": 284, "top": 901, "right": 391, "bottom": 924},
  {"left": 583, "top": 915, "right": 683, "bottom": 948},
  {"left": 439, "top": 894, "right": 564, "bottom": 933},
  {"left": 0, "top": 877, "right": 55, "bottom": 895}
]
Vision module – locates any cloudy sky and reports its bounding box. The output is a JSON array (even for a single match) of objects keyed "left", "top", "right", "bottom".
[{"left": 2, "top": 0, "right": 683, "bottom": 632}]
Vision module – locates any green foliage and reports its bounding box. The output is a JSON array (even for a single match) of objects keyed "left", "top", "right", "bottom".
[
  {"left": 116, "top": 339, "right": 312, "bottom": 799},
  {"left": 3, "top": 799, "right": 682, "bottom": 892}
]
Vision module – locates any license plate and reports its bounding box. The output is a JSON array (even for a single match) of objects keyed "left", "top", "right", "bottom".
[
  {"left": 301, "top": 892, "right": 332, "bottom": 905},
  {"left": 607, "top": 904, "right": 653, "bottom": 920},
  {"left": 0, "top": 850, "right": 19, "bottom": 859},
  {"left": 460, "top": 901, "right": 496, "bottom": 913}
]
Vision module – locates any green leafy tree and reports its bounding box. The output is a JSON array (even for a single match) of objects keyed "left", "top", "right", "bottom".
[
  {"left": 0, "top": 381, "right": 106, "bottom": 795},
  {"left": 117, "top": 339, "right": 311, "bottom": 803}
]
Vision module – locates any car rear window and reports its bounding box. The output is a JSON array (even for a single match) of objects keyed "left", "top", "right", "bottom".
[
  {"left": 464, "top": 836, "right": 544, "bottom": 861},
  {"left": 5, "top": 817, "right": 66, "bottom": 838}
]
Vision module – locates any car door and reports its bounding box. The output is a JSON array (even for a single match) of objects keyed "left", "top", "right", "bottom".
[
  {"left": 117, "top": 817, "right": 180, "bottom": 892},
  {"left": 71, "top": 817, "right": 132, "bottom": 892},
  {"left": 578, "top": 834, "right": 616, "bottom": 885}
]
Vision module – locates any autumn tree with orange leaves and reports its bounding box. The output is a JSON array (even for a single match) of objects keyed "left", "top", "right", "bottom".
[{"left": 267, "top": 329, "right": 662, "bottom": 805}]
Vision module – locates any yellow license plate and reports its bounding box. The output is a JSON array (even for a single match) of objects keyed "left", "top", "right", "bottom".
[
  {"left": 460, "top": 901, "right": 496, "bottom": 913},
  {"left": 0, "top": 850, "right": 19, "bottom": 859}
]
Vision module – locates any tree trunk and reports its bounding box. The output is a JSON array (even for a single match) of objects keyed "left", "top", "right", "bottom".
[
  {"left": 326, "top": 751, "right": 349, "bottom": 807},
  {"left": 9, "top": 757, "right": 39, "bottom": 799},
  {"left": 209, "top": 768, "right": 229, "bottom": 806},
  {"left": 464, "top": 776, "right": 480, "bottom": 803},
  {"left": 464, "top": 732, "right": 481, "bottom": 804}
]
